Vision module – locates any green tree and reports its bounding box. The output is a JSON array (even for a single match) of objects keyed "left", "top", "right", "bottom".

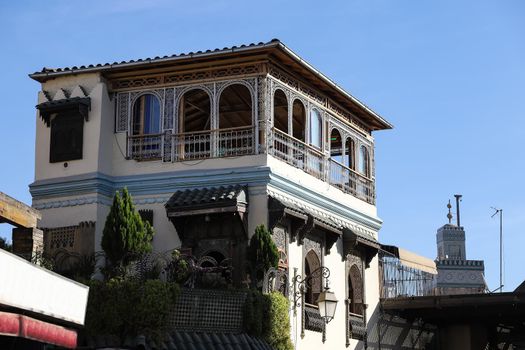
[
  {"left": 0, "top": 236, "right": 12, "bottom": 252},
  {"left": 247, "top": 224, "right": 279, "bottom": 286},
  {"left": 101, "top": 188, "right": 154, "bottom": 273}
]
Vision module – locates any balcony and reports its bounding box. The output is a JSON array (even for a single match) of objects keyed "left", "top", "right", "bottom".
[
  {"left": 128, "top": 127, "right": 375, "bottom": 204},
  {"left": 269, "top": 128, "right": 375, "bottom": 204}
]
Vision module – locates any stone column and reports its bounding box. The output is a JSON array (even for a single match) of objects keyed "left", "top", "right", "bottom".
[{"left": 12, "top": 227, "right": 44, "bottom": 262}]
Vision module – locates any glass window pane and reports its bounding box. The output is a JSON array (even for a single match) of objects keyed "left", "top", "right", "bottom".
[{"left": 309, "top": 109, "right": 322, "bottom": 149}]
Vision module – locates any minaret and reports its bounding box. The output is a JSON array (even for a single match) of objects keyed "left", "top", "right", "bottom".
[
  {"left": 435, "top": 195, "right": 486, "bottom": 295},
  {"left": 436, "top": 197, "right": 466, "bottom": 260}
]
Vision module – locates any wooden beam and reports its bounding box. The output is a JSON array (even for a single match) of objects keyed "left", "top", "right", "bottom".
[{"left": 0, "top": 192, "right": 41, "bottom": 229}]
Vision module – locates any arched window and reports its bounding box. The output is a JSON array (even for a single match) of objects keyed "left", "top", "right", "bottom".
[
  {"left": 273, "top": 89, "right": 288, "bottom": 133},
  {"left": 177, "top": 89, "right": 211, "bottom": 160},
  {"left": 304, "top": 250, "right": 322, "bottom": 305},
  {"left": 179, "top": 88, "right": 211, "bottom": 133},
  {"left": 330, "top": 129, "right": 343, "bottom": 164},
  {"left": 292, "top": 99, "right": 306, "bottom": 141},
  {"left": 345, "top": 138, "right": 355, "bottom": 170},
  {"left": 309, "top": 109, "right": 323, "bottom": 149},
  {"left": 219, "top": 84, "right": 252, "bottom": 129},
  {"left": 132, "top": 94, "right": 161, "bottom": 135},
  {"left": 348, "top": 265, "right": 364, "bottom": 315},
  {"left": 358, "top": 145, "right": 370, "bottom": 177}
]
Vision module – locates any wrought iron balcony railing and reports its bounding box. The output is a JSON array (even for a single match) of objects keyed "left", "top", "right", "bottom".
[
  {"left": 128, "top": 126, "right": 375, "bottom": 204},
  {"left": 270, "top": 128, "right": 375, "bottom": 204}
]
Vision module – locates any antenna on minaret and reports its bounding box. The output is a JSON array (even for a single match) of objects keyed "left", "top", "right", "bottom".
[
  {"left": 454, "top": 194, "right": 462, "bottom": 227},
  {"left": 447, "top": 200, "right": 453, "bottom": 224}
]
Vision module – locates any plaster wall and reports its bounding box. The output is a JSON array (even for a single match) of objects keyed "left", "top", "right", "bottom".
[{"left": 35, "top": 75, "right": 107, "bottom": 181}]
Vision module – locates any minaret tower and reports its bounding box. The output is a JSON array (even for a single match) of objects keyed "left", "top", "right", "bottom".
[
  {"left": 435, "top": 195, "right": 486, "bottom": 295},
  {"left": 436, "top": 196, "right": 466, "bottom": 260}
]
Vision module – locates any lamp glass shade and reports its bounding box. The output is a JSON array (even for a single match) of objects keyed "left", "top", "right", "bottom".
[{"left": 316, "top": 289, "right": 338, "bottom": 323}]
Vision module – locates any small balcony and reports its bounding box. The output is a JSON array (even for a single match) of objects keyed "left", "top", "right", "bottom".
[{"left": 269, "top": 128, "right": 375, "bottom": 204}]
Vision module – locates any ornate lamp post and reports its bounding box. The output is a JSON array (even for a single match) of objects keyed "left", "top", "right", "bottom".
[{"left": 292, "top": 266, "right": 338, "bottom": 342}]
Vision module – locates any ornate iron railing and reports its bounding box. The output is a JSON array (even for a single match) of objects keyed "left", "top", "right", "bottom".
[
  {"left": 271, "top": 128, "right": 375, "bottom": 204},
  {"left": 329, "top": 159, "right": 375, "bottom": 204},
  {"left": 128, "top": 133, "right": 163, "bottom": 161},
  {"left": 271, "top": 128, "right": 325, "bottom": 180},
  {"left": 171, "top": 126, "right": 255, "bottom": 161}
]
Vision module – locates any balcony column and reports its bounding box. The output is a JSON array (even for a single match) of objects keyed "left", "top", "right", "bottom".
[{"left": 211, "top": 82, "right": 219, "bottom": 157}]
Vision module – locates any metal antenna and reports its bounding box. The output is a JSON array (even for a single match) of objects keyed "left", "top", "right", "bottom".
[{"left": 491, "top": 207, "right": 503, "bottom": 293}]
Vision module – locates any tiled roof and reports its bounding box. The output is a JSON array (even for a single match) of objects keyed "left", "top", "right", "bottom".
[
  {"left": 165, "top": 185, "right": 247, "bottom": 210},
  {"left": 85, "top": 331, "right": 274, "bottom": 350},
  {"left": 30, "top": 40, "right": 279, "bottom": 77}
]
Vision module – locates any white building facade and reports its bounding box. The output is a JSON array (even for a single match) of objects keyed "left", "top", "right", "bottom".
[{"left": 29, "top": 40, "right": 392, "bottom": 349}]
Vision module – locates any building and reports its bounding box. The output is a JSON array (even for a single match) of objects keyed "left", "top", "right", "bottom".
[
  {"left": 29, "top": 39, "right": 392, "bottom": 349},
  {"left": 0, "top": 192, "right": 88, "bottom": 349},
  {"left": 435, "top": 196, "right": 486, "bottom": 295}
]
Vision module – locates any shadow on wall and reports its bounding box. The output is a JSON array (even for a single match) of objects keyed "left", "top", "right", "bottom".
[{"left": 355, "top": 304, "right": 437, "bottom": 350}]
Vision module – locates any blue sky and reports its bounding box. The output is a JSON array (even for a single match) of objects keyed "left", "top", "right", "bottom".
[{"left": 0, "top": 0, "right": 523, "bottom": 291}]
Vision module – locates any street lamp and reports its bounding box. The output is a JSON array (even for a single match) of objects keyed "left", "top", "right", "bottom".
[
  {"left": 316, "top": 286, "right": 338, "bottom": 324},
  {"left": 292, "top": 266, "right": 338, "bottom": 323}
]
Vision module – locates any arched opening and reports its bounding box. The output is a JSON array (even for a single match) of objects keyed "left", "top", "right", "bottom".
[
  {"left": 348, "top": 265, "right": 364, "bottom": 315},
  {"left": 330, "top": 129, "right": 343, "bottom": 164},
  {"left": 178, "top": 89, "right": 211, "bottom": 160},
  {"left": 218, "top": 84, "right": 254, "bottom": 157},
  {"left": 292, "top": 99, "right": 306, "bottom": 142},
  {"left": 219, "top": 84, "right": 252, "bottom": 129},
  {"left": 345, "top": 138, "right": 355, "bottom": 170},
  {"left": 273, "top": 89, "right": 288, "bottom": 133},
  {"left": 304, "top": 250, "right": 321, "bottom": 305},
  {"left": 198, "top": 250, "right": 226, "bottom": 268},
  {"left": 132, "top": 94, "right": 161, "bottom": 135},
  {"left": 358, "top": 145, "right": 370, "bottom": 177},
  {"left": 179, "top": 89, "right": 211, "bottom": 133},
  {"left": 130, "top": 94, "right": 161, "bottom": 160},
  {"left": 309, "top": 109, "right": 323, "bottom": 149}
]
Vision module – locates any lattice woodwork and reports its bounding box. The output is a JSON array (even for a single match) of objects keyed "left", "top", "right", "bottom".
[
  {"left": 268, "top": 66, "right": 372, "bottom": 134},
  {"left": 112, "top": 64, "right": 261, "bottom": 91},
  {"left": 116, "top": 92, "right": 129, "bottom": 132},
  {"left": 170, "top": 288, "right": 247, "bottom": 333}
]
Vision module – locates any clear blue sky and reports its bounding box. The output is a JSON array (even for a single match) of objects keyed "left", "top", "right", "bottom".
[{"left": 1, "top": 0, "right": 523, "bottom": 291}]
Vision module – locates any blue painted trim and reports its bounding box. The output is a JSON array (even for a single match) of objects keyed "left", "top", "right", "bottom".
[
  {"left": 268, "top": 172, "right": 383, "bottom": 230},
  {"left": 30, "top": 166, "right": 382, "bottom": 231},
  {"left": 30, "top": 166, "right": 272, "bottom": 199}
]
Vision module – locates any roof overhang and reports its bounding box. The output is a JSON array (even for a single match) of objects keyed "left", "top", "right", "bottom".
[
  {"left": 29, "top": 40, "right": 392, "bottom": 131},
  {"left": 381, "top": 291, "right": 525, "bottom": 325}
]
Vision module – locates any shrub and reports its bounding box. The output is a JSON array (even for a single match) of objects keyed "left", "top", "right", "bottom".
[
  {"left": 243, "top": 290, "right": 293, "bottom": 350},
  {"left": 85, "top": 279, "right": 179, "bottom": 342},
  {"left": 263, "top": 292, "right": 293, "bottom": 350},
  {"left": 101, "top": 188, "right": 155, "bottom": 276},
  {"left": 247, "top": 225, "right": 279, "bottom": 287}
]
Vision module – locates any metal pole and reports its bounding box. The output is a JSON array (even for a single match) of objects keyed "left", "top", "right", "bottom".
[
  {"left": 491, "top": 207, "right": 503, "bottom": 292},
  {"left": 500, "top": 209, "right": 503, "bottom": 293}
]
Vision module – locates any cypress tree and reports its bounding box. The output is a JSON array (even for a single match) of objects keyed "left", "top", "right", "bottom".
[
  {"left": 101, "top": 188, "right": 154, "bottom": 271},
  {"left": 248, "top": 224, "right": 279, "bottom": 285}
]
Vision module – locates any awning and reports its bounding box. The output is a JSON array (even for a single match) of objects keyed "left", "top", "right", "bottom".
[
  {"left": 381, "top": 245, "right": 437, "bottom": 275},
  {"left": 165, "top": 185, "right": 247, "bottom": 217},
  {"left": 0, "top": 311, "right": 77, "bottom": 349},
  {"left": 36, "top": 97, "right": 91, "bottom": 126}
]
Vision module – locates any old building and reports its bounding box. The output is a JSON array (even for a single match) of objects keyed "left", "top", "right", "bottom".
[
  {"left": 435, "top": 196, "right": 486, "bottom": 295},
  {"left": 29, "top": 39, "right": 392, "bottom": 349}
]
